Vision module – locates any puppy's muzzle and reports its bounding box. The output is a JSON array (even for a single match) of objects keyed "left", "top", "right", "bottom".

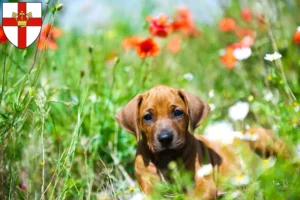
[{"left": 157, "top": 132, "right": 174, "bottom": 146}]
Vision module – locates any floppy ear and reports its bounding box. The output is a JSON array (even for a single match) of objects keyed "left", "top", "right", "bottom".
[
  {"left": 115, "top": 94, "right": 143, "bottom": 141},
  {"left": 178, "top": 89, "right": 210, "bottom": 134}
]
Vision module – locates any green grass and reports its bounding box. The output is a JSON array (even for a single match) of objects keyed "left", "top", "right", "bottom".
[{"left": 0, "top": 0, "right": 300, "bottom": 199}]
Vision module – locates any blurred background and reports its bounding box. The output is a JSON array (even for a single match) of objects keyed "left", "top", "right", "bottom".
[{"left": 1, "top": 0, "right": 223, "bottom": 32}]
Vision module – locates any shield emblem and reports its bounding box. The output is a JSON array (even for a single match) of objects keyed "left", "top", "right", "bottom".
[{"left": 2, "top": 2, "right": 42, "bottom": 49}]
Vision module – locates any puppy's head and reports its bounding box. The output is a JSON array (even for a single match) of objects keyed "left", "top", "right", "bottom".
[{"left": 115, "top": 85, "right": 210, "bottom": 153}]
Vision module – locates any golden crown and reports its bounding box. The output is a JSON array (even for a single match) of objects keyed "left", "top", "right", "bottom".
[{"left": 12, "top": 11, "right": 32, "bottom": 28}]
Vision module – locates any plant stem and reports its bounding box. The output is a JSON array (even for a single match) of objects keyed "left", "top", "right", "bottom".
[
  {"left": 139, "top": 59, "right": 149, "bottom": 92},
  {"left": 0, "top": 44, "right": 8, "bottom": 107},
  {"left": 267, "top": 16, "right": 296, "bottom": 102},
  {"left": 41, "top": 105, "right": 45, "bottom": 200},
  {"left": 28, "top": 2, "right": 49, "bottom": 74}
]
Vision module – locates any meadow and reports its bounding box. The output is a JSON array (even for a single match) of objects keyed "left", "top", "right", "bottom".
[{"left": 0, "top": 0, "right": 300, "bottom": 199}]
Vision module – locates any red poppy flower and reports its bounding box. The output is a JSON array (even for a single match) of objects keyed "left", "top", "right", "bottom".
[
  {"left": 167, "top": 34, "right": 182, "bottom": 54},
  {"left": 136, "top": 38, "right": 160, "bottom": 59},
  {"left": 240, "top": 8, "right": 252, "bottom": 22},
  {"left": 37, "top": 24, "right": 62, "bottom": 50},
  {"left": 147, "top": 14, "right": 172, "bottom": 38},
  {"left": 218, "top": 18, "right": 236, "bottom": 32},
  {"left": 0, "top": 26, "right": 8, "bottom": 44},
  {"left": 293, "top": 27, "right": 300, "bottom": 44},
  {"left": 172, "top": 6, "right": 200, "bottom": 37},
  {"left": 122, "top": 36, "right": 144, "bottom": 50},
  {"left": 220, "top": 46, "right": 237, "bottom": 70},
  {"left": 235, "top": 27, "right": 255, "bottom": 38}
]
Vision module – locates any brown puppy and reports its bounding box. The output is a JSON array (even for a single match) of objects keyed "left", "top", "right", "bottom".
[{"left": 115, "top": 85, "right": 288, "bottom": 199}]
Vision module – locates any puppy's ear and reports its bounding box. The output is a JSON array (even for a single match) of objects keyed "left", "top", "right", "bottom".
[
  {"left": 178, "top": 89, "right": 210, "bottom": 134},
  {"left": 115, "top": 94, "right": 143, "bottom": 141}
]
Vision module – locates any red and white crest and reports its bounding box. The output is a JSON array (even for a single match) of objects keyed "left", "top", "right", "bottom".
[{"left": 2, "top": 2, "right": 42, "bottom": 49}]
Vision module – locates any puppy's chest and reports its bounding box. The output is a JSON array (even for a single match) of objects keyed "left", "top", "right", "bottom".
[
  {"left": 152, "top": 151, "right": 205, "bottom": 182},
  {"left": 155, "top": 160, "right": 196, "bottom": 184}
]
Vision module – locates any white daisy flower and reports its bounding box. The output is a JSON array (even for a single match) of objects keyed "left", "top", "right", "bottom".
[
  {"left": 197, "top": 164, "right": 213, "bottom": 178},
  {"left": 264, "top": 52, "right": 282, "bottom": 61},
  {"left": 297, "top": 26, "right": 300, "bottom": 32},
  {"left": 209, "top": 89, "right": 214, "bottom": 98},
  {"left": 233, "top": 47, "right": 252, "bottom": 60},
  {"left": 228, "top": 101, "right": 250, "bottom": 121},
  {"left": 183, "top": 73, "right": 194, "bottom": 81},
  {"left": 204, "top": 121, "right": 243, "bottom": 145},
  {"left": 232, "top": 173, "right": 250, "bottom": 186},
  {"left": 237, "top": 131, "right": 259, "bottom": 141},
  {"left": 262, "top": 156, "right": 276, "bottom": 169}
]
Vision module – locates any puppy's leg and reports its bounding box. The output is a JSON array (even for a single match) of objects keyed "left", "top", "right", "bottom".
[
  {"left": 193, "top": 175, "right": 217, "bottom": 200},
  {"left": 135, "top": 141, "right": 160, "bottom": 194},
  {"left": 245, "top": 127, "right": 290, "bottom": 158}
]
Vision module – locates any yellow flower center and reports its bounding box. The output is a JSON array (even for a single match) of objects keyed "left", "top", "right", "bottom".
[
  {"left": 128, "top": 187, "right": 134, "bottom": 193},
  {"left": 236, "top": 173, "right": 244, "bottom": 181},
  {"left": 263, "top": 159, "right": 269, "bottom": 164}
]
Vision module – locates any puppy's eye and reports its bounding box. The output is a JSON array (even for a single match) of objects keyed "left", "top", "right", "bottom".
[
  {"left": 143, "top": 114, "right": 152, "bottom": 121},
  {"left": 174, "top": 109, "right": 184, "bottom": 117}
]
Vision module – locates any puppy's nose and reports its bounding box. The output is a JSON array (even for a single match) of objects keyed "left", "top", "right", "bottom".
[{"left": 157, "top": 132, "right": 173, "bottom": 146}]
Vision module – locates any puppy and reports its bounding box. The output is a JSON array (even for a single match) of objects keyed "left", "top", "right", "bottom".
[{"left": 115, "top": 85, "right": 288, "bottom": 199}]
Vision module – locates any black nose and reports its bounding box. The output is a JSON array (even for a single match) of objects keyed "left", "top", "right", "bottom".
[{"left": 157, "top": 132, "right": 173, "bottom": 146}]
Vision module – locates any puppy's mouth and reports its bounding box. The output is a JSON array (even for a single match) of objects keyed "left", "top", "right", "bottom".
[{"left": 151, "top": 137, "right": 185, "bottom": 153}]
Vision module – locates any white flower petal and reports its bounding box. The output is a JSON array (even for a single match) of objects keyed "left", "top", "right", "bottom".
[
  {"left": 238, "top": 132, "right": 259, "bottom": 141},
  {"left": 197, "top": 164, "right": 213, "bottom": 178},
  {"left": 273, "top": 52, "right": 282, "bottom": 59},
  {"left": 262, "top": 156, "right": 276, "bottom": 168},
  {"left": 228, "top": 101, "right": 250, "bottom": 121},
  {"left": 131, "top": 193, "right": 145, "bottom": 200},
  {"left": 233, "top": 47, "right": 252, "bottom": 60},
  {"left": 209, "top": 103, "right": 216, "bottom": 111},
  {"left": 264, "top": 54, "right": 272, "bottom": 61},
  {"left": 264, "top": 52, "right": 282, "bottom": 61},
  {"left": 209, "top": 89, "right": 214, "bottom": 98},
  {"left": 232, "top": 174, "right": 250, "bottom": 186},
  {"left": 204, "top": 121, "right": 242, "bottom": 144},
  {"left": 297, "top": 26, "right": 300, "bottom": 32}
]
